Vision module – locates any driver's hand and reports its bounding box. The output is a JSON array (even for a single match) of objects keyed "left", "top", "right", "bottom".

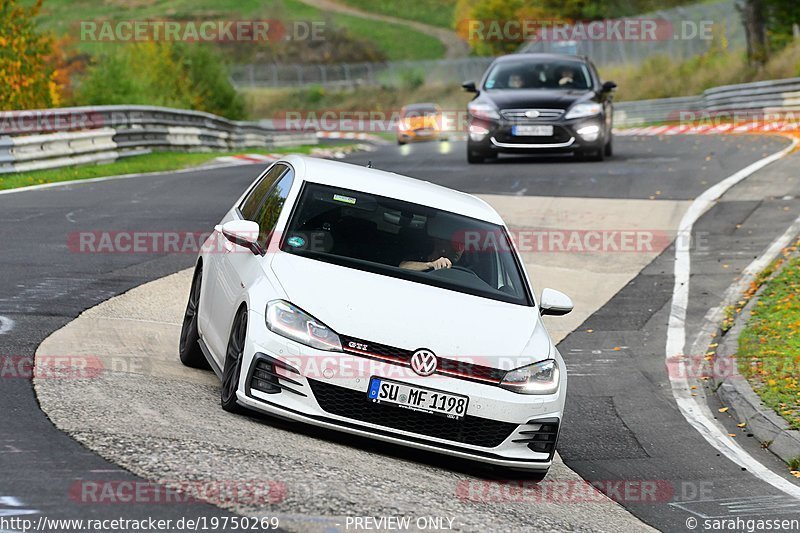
[{"left": 428, "top": 257, "right": 452, "bottom": 270}]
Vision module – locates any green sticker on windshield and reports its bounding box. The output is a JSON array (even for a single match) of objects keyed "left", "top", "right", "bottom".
[
  {"left": 333, "top": 194, "right": 356, "bottom": 205},
  {"left": 287, "top": 236, "right": 305, "bottom": 248}
]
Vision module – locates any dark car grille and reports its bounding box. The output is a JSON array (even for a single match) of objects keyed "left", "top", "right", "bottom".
[
  {"left": 308, "top": 379, "right": 518, "bottom": 448},
  {"left": 340, "top": 335, "right": 506, "bottom": 385},
  {"left": 494, "top": 125, "right": 573, "bottom": 145},
  {"left": 501, "top": 108, "right": 565, "bottom": 122}
]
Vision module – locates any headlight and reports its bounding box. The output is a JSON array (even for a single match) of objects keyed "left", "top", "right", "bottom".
[
  {"left": 266, "top": 300, "right": 342, "bottom": 351},
  {"left": 564, "top": 103, "right": 602, "bottom": 120},
  {"left": 468, "top": 102, "right": 500, "bottom": 120},
  {"left": 500, "top": 359, "right": 559, "bottom": 395}
]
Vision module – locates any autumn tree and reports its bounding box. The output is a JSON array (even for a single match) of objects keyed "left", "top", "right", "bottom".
[{"left": 0, "top": 0, "right": 58, "bottom": 110}]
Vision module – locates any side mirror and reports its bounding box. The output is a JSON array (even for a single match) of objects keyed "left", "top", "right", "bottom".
[
  {"left": 602, "top": 81, "right": 617, "bottom": 92},
  {"left": 462, "top": 80, "right": 478, "bottom": 93},
  {"left": 540, "top": 288, "right": 573, "bottom": 316},
  {"left": 221, "top": 220, "right": 262, "bottom": 255}
]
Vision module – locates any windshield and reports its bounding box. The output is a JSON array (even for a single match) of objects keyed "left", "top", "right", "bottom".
[
  {"left": 484, "top": 60, "right": 592, "bottom": 91},
  {"left": 279, "top": 182, "right": 531, "bottom": 305}
]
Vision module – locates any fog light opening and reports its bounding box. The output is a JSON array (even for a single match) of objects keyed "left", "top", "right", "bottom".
[
  {"left": 469, "top": 124, "right": 489, "bottom": 142},
  {"left": 577, "top": 124, "right": 600, "bottom": 142}
]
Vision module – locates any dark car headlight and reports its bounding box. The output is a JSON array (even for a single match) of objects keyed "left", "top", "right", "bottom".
[
  {"left": 564, "top": 103, "right": 602, "bottom": 120},
  {"left": 467, "top": 102, "right": 500, "bottom": 121}
]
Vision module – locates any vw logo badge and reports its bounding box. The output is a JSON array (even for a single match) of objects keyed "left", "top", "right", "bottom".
[
  {"left": 524, "top": 109, "right": 540, "bottom": 118},
  {"left": 410, "top": 349, "right": 437, "bottom": 377}
]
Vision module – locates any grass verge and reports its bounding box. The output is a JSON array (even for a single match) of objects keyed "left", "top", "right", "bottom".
[
  {"left": 600, "top": 40, "right": 800, "bottom": 102},
  {"left": 0, "top": 146, "right": 321, "bottom": 191},
  {"left": 337, "top": 0, "right": 456, "bottom": 29},
  {"left": 32, "top": 0, "right": 445, "bottom": 61},
  {"left": 245, "top": 84, "right": 471, "bottom": 119},
  {"left": 738, "top": 249, "right": 800, "bottom": 430}
]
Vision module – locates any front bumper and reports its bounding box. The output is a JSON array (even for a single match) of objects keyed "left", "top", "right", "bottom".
[
  {"left": 397, "top": 129, "right": 441, "bottom": 143},
  {"left": 468, "top": 116, "right": 605, "bottom": 154},
  {"left": 236, "top": 312, "right": 565, "bottom": 471}
]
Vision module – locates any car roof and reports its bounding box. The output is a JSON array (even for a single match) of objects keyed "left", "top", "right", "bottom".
[
  {"left": 494, "top": 53, "right": 588, "bottom": 63},
  {"left": 402, "top": 103, "right": 440, "bottom": 110},
  {"left": 281, "top": 155, "right": 504, "bottom": 225}
]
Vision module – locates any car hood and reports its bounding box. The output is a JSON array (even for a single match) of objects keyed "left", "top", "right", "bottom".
[
  {"left": 483, "top": 89, "right": 593, "bottom": 111},
  {"left": 270, "top": 253, "right": 549, "bottom": 366}
]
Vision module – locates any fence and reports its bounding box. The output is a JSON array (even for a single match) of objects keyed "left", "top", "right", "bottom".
[
  {"left": 230, "top": 57, "right": 496, "bottom": 89},
  {"left": 231, "top": 0, "right": 744, "bottom": 89},
  {"left": 0, "top": 105, "right": 316, "bottom": 174},
  {"left": 519, "top": 0, "right": 744, "bottom": 67},
  {"left": 614, "top": 77, "right": 800, "bottom": 126}
]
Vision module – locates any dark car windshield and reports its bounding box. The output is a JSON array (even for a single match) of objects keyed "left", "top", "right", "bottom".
[
  {"left": 484, "top": 60, "right": 592, "bottom": 91},
  {"left": 401, "top": 104, "right": 439, "bottom": 118},
  {"left": 279, "top": 182, "right": 531, "bottom": 306}
]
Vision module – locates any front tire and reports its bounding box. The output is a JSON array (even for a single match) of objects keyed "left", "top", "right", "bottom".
[
  {"left": 221, "top": 307, "right": 248, "bottom": 414},
  {"left": 467, "top": 150, "right": 485, "bottom": 164},
  {"left": 604, "top": 135, "right": 613, "bottom": 157},
  {"left": 179, "top": 264, "right": 210, "bottom": 369}
]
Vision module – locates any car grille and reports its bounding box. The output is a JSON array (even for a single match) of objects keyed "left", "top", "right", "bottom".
[
  {"left": 494, "top": 125, "right": 573, "bottom": 145},
  {"left": 340, "top": 335, "right": 507, "bottom": 385},
  {"left": 308, "top": 379, "right": 518, "bottom": 448},
  {"left": 501, "top": 108, "right": 565, "bottom": 122}
]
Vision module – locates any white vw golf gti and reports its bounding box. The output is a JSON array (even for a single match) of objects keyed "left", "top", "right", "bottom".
[{"left": 180, "top": 155, "right": 573, "bottom": 478}]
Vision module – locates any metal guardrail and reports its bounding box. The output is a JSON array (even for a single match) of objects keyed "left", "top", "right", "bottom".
[
  {"left": 614, "top": 76, "right": 800, "bottom": 126},
  {"left": 0, "top": 105, "right": 317, "bottom": 174}
]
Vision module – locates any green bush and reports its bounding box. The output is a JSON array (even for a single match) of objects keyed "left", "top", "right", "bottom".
[
  {"left": 399, "top": 68, "right": 426, "bottom": 91},
  {"left": 74, "top": 41, "right": 245, "bottom": 120}
]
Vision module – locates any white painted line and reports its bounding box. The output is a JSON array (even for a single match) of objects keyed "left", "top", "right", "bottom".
[
  {"left": 666, "top": 136, "right": 800, "bottom": 499},
  {"left": 0, "top": 316, "right": 13, "bottom": 335}
]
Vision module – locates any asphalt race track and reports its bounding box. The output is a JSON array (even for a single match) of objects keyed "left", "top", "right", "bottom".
[{"left": 2, "top": 134, "right": 800, "bottom": 531}]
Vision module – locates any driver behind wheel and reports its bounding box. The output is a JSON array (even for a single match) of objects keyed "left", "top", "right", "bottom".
[{"left": 399, "top": 215, "right": 465, "bottom": 271}]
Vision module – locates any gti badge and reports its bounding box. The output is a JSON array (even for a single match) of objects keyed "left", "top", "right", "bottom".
[{"left": 410, "top": 349, "right": 437, "bottom": 376}]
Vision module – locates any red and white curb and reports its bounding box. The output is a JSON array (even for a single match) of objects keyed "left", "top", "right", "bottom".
[
  {"left": 615, "top": 121, "right": 800, "bottom": 137},
  {"left": 317, "top": 131, "right": 387, "bottom": 142}
]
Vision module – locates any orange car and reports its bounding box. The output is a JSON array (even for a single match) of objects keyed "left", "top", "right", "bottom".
[{"left": 396, "top": 103, "right": 443, "bottom": 145}]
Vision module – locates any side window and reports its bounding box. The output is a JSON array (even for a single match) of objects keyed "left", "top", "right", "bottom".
[
  {"left": 239, "top": 164, "right": 287, "bottom": 220},
  {"left": 253, "top": 169, "right": 295, "bottom": 248}
]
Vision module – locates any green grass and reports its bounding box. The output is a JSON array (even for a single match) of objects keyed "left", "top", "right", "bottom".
[
  {"left": 245, "top": 84, "right": 470, "bottom": 119},
  {"left": 600, "top": 40, "right": 800, "bottom": 102},
  {"left": 28, "top": 0, "right": 445, "bottom": 60},
  {"left": 0, "top": 146, "right": 321, "bottom": 191},
  {"left": 337, "top": 0, "right": 456, "bottom": 29},
  {"left": 738, "top": 254, "right": 800, "bottom": 430}
]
